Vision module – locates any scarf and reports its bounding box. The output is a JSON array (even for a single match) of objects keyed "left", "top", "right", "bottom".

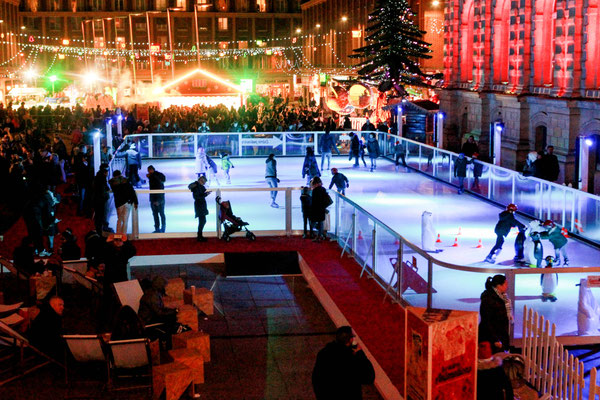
[{"left": 494, "top": 287, "right": 513, "bottom": 323}]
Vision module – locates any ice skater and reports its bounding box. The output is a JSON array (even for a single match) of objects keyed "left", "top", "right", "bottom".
[
  {"left": 471, "top": 152, "right": 483, "bottom": 191},
  {"left": 541, "top": 256, "right": 558, "bottom": 302},
  {"left": 220, "top": 153, "right": 234, "bottom": 184},
  {"left": 454, "top": 153, "right": 469, "bottom": 194},
  {"left": 541, "top": 220, "right": 569, "bottom": 266},
  {"left": 195, "top": 146, "right": 209, "bottom": 179},
  {"left": 188, "top": 175, "right": 211, "bottom": 242},
  {"left": 265, "top": 153, "right": 280, "bottom": 208},
  {"left": 394, "top": 141, "right": 407, "bottom": 172},
  {"left": 366, "top": 132, "right": 380, "bottom": 172},
  {"left": 358, "top": 137, "right": 368, "bottom": 168},
  {"left": 328, "top": 168, "right": 349, "bottom": 196},
  {"left": 349, "top": 132, "right": 360, "bottom": 167},
  {"left": 485, "top": 204, "right": 526, "bottom": 264},
  {"left": 302, "top": 147, "right": 321, "bottom": 186}
]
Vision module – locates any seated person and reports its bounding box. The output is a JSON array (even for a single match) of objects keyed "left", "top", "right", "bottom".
[
  {"left": 59, "top": 228, "right": 81, "bottom": 261},
  {"left": 29, "top": 296, "right": 66, "bottom": 362},
  {"left": 111, "top": 305, "right": 145, "bottom": 341},
  {"left": 477, "top": 341, "right": 514, "bottom": 400},
  {"left": 13, "top": 237, "right": 43, "bottom": 276},
  {"left": 139, "top": 276, "right": 181, "bottom": 349}
]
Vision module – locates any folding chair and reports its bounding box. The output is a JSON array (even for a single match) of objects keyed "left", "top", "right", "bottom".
[
  {"left": 106, "top": 338, "right": 153, "bottom": 395},
  {"left": 0, "top": 320, "right": 64, "bottom": 386},
  {"left": 63, "top": 334, "right": 109, "bottom": 385},
  {"left": 112, "top": 280, "right": 163, "bottom": 330}
]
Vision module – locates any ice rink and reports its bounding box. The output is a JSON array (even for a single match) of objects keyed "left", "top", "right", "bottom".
[{"left": 113, "top": 155, "right": 600, "bottom": 340}]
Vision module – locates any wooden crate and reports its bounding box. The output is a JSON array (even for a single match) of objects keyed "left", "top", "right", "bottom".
[
  {"left": 165, "top": 278, "right": 185, "bottom": 299},
  {"left": 172, "top": 330, "right": 210, "bottom": 362},
  {"left": 168, "top": 348, "right": 204, "bottom": 384},
  {"left": 406, "top": 307, "right": 478, "bottom": 400},
  {"left": 176, "top": 304, "right": 198, "bottom": 331},
  {"left": 183, "top": 287, "right": 214, "bottom": 315},
  {"left": 162, "top": 296, "right": 184, "bottom": 310},
  {"left": 152, "top": 362, "right": 193, "bottom": 400}
]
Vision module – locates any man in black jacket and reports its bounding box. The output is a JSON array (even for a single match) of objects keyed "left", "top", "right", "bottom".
[
  {"left": 109, "top": 170, "right": 138, "bottom": 235},
  {"left": 29, "top": 296, "right": 65, "bottom": 361},
  {"left": 312, "top": 326, "right": 375, "bottom": 400},
  {"left": 147, "top": 165, "right": 166, "bottom": 233},
  {"left": 189, "top": 176, "right": 211, "bottom": 242},
  {"left": 485, "top": 204, "right": 526, "bottom": 263},
  {"left": 454, "top": 153, "right": 470, "bottom": 194}
]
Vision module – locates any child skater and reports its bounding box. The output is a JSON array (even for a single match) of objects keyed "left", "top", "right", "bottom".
[
  {"left": 541, "top": 220, "right": 569, "bottom": 266},
  {"left": 221, "top": 153, "right": 234, "bottom": 184},
  {"left": 541, "top": 255, "right": 558, "bottom": 302}
]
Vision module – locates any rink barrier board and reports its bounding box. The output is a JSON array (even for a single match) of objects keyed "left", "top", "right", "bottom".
[{"left": 114, "top": 130, "right": 600, "bottom": 246}]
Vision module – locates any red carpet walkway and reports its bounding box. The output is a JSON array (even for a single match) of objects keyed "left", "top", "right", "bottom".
[{"left": 132, "top": 236, "right": 407, "bottom": 398}]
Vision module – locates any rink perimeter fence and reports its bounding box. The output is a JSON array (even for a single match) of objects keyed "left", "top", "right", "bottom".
[{"left": 112, "top": 130, "right": 600, "bottom": 246}]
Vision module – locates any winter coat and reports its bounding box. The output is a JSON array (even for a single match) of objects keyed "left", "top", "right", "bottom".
[
  {"left": 477, "top": 356, "right": 515, "bottom": 400},
  {"left": 303, "top": 155, "right": 320, "bottom": 179},
  {"left": 350, "top": 135, "right": 360, "bottom": 153},
  {"left": 125, "top": 147, "right": 141, "bottom": 167},
  {"left": 540, "top": 226, "right": 568, "bottom": 248},
  {"left": 454, "top": 157, "right": 469, "bottom": 178},
  {"left": 29, "top": 302, "right": 65, "bottom": 361},
  {"left": 320, "top": 133, "right": 336, "bottom": 153},
  {"left": 479, "top": 289, "right": 510, "bottom": 351},
  {"left": 473, "top": 159, "right": 483, "bottom": 178},
  {"left": 300, "top": 193, "right": 312, "bottom": 214},
  {"left": 312, "top": 341, "right": 375, "bottom": 400},
  {"left": 148, "top": 170, "right": 165, "bottom": 202},
  {"left": 543, "top": 154, "right": 560, "bottom": 181},
  {"left": 265, "top": 158, "right": 277, "bottom": 179},
  {"left": 393, "top": 143, "right": 405, "bottom": 155},
  {"left": 366, "top": 138, "right": 380, "bottom": 158},
  {"left": 461, "top": 141, "right": 478, "bottom": 157},
  {"left": 189, "top": 180, "right": 209, "bottom": 217},
  {"left": 361, "top": 121, "right": 375, "bottom": 131},
  {"left": 102, "top": 240, "right": 136, "bottom": 285},
  {"left": 221, "top": 156, "right": 234, "bottom": 170},
  {"left": 109, "top": 175, "right": 138, "bottom": 209},
  {"left": 310, "top": 186, "right": 331, "bottom": 222},
  {"left": 329, "top": 172, "right": 349, "bottom": 190},
  {"left": 195, "top": 149, "right": 210, "bottom": 175},
  {"left": 494, "top": 211, "right": 525, "bottom": 237}
]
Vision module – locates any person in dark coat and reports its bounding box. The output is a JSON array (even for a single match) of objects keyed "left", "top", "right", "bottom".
[
  {"left": 312, "top": 326, "right": 375, "bottom": 400},
  {"left": 29, "top": 296, "right": 66, "bottom": 361},
  {"left": 461, "top": 136, "right": 479, "bottom": 157},
  {"left": 360, "top": 118, "right": 375, "bottom": 132},
  {"left": 542, "top": 146, "right": 560, "bottom": 182},
  {"left": 59, "top": 228, "right": 81, "bottom": 261},
  {"left": 109, "top": 170, "right": 138, "bottom": 235},
  {"left": 302, "top": 146, "right": 321, "bottom": 185},
  {"left": 453, "top": 153, "right": 470, "bottom": 194},
  {"left": 471, "top": 152, "right": 484, "bottom": 191},
  {"left": 349, "top": 132, "right": 360, "bottom": 167},
  {"left": 300, "top": 186, "right": 312, "bottom": 238},
  {"left": 188, "top": 176, "right": 211, "bottom": 242},
  {"left": 366, "top": 132, "right": 380, "bottom": 172},
  {"left": 138, "top": 276, "right": 180, "bottom": 348},
  {"left": 102, "top": 233, "right": 136, "bottom": 286},
  {"left": 485, "top": 204, "right": 526, "bottom": 263},
  {"left": 479, "top": 275, "right": 511, "bottom": 353},
  {"left": 111, "top": 305, "right": 146, "bottom": 341},
  {"left": 13, "top": 236, "right": 41, "bottom": 276},
  {"left": 328, "top": 168, "right": 349, "bottom": 196},
  {"left": 394, "top": 140, "right": 407, "bottom": 171},
  {"left": 91, "top": 166, "right": 110, "bottom": 234},
  {"left": 309, "top": 177, "right": 331, "bottom": 242},
  {"left": 147, "top": 165, "right": 166, "bottom": 233},
  {"left": 319, "top": 130, "right": 336, "bottom": 170},
  {"left": 476, "top": 341, "right": 514, "bottom": 400}
]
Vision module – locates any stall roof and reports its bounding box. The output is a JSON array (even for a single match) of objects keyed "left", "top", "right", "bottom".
[{"left": 383, "top": 99, "right": 439, "bottom": 113}]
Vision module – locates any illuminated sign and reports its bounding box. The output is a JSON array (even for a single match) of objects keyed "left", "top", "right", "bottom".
[{"left": 352, "top": 30, "right": 362, "bottom": 38}]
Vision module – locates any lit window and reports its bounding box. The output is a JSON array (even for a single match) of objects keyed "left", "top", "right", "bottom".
[
  {"left": 218, "top": 18, "right": 228, "bottom": 31},
  {"left": 155, "top": 0, "right": 167, "bottom": 10},
  {"left": 256, "top": 0, "right": 266, "bottom": 12}
]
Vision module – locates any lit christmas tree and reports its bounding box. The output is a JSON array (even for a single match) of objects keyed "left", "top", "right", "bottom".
[{"left": 351, "top": 0, "right": 439, "bottom": 94}]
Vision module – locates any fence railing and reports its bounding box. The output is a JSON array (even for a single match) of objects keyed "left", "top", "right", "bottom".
[
  {"left": 118, "top": 130, "right": 600, "bottom": 245},
  {"left": 522, "top": 305, "right": 586, "bottom": 399}
]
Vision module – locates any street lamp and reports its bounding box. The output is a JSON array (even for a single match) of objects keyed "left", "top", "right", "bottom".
[
  {"left": 194, "top": 2, "right": 213, "bottom": 69},
  {"left": 49, "top": 75, "right": 57, "bottom": 95},
  {"left": 128, "top": 13, "right": 144, "bottom": 87},
  {"left": 166, "top": 7, "right": 184, "bottom": 81},
  {"left": 145, "top": 11, "right": 161, "bottom": 84}
]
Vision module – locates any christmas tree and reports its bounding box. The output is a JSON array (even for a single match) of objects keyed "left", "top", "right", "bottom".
[{"left": 351, "top": 0, "right": 438, "bottom": 92}]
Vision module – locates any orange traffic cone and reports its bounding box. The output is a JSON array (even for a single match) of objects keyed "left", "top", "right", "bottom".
[
  {"left": 476, "top": 239, "right": 483, "bottom": 248},
  {"left": 452, "top": 237, "right": 459, "bottom": 247},
  {"left": 457, "top": 227, "right": 462, "bottom": 235},
  {"left": 575, "top": 219, "right": 584, "bottom": 233},
  {"left": 436, "top": 234, "right": 442, "bottom": 243},
  {"left": 358, "top": 230, "right": 364, "bottom": 240}
]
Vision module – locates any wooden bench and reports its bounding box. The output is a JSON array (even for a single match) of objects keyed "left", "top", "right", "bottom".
[
  {"left": 152, "top": 362, "right": 194, "bottom": 400},
  {"left": 172, "top": 331, "right": 210, "bottom": 362}
]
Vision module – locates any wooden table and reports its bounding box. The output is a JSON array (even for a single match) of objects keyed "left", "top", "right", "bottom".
[
  {"left": 152, "top": 362, "right": 194, "bottom": 400},
  {"left": 172, "top": 331, "right": 211, "bottom": 362},
  {"left": 168, "top": 348, "right": 204, "bottom": 384}
]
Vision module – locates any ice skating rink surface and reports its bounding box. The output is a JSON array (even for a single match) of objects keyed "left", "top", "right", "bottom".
[{"left": 117, "top": 155, "right": 600, "bottom": 339}]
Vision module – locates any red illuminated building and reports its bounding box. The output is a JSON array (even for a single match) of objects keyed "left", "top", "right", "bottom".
[{"left": 441, "top": 0, "right": 600, "bottom": 189}]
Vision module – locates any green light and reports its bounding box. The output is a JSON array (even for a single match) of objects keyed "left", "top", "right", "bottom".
[{"left": 49, "top": 75, "right": 57, "bottom": 82}]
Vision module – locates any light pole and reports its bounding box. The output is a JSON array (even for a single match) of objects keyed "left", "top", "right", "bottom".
[
  {"left": 128, "top": 13, "right": 143, "bottom": 87},
  {"left": 193, "top": 2, "right": 213, "bottom": 69},
  {"left": 49, "top": 75, "right": 57, "bottom": 95},
  {"left": 166, "top": 8, "right": 183, "bottom": 81},
  {"left": 145, "top": 11, "right": 161, "bottom": 84}
]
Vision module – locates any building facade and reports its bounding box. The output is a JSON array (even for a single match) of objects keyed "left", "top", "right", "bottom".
[
  {"left": 0, "top": 0, "right": 21, "bottom": 99},
  {"left": 441, "top": 0, "right": 600, "bottom": 190},
  {"left": 15, "top": 0, "right": 302, "bottom": 95}
]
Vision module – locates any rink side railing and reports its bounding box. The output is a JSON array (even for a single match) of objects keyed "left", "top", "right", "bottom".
[
  {"left": 117, "top": 130, "right": 600, "bottom": 245},
  {"left": 126, "top": 186, "right": 600, "bottom": 346}
]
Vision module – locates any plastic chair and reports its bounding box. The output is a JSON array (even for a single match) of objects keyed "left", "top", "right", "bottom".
[{"left": 106, "top": 338, "right": 153, "bottom": 394}]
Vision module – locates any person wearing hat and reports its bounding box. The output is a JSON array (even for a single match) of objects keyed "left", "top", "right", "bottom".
[
  {"left": 312, "top": 326, "right": 375, "bottom": 400},
  {"left": 125, "top": 142, "right": 142, "bottom": 188},
  {"left": 147, "top": 165, "right": 166, "bottom": 233},
  {"left": 188, "top": 175, "right": 211, "bottom": 242},
  {"left": 485, "top": 204, "right": 526, "bottom": 264},
  {"left": 540, "top": 220, "right": 569, "bottom": 266},
  {"left": 328, "top": 168, "right": 349, "bottom": 196}
]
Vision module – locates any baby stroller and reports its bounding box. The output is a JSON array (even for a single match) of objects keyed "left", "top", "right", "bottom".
[{"left": 216, "top": 196, "right": 256, "bottom": 242}]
